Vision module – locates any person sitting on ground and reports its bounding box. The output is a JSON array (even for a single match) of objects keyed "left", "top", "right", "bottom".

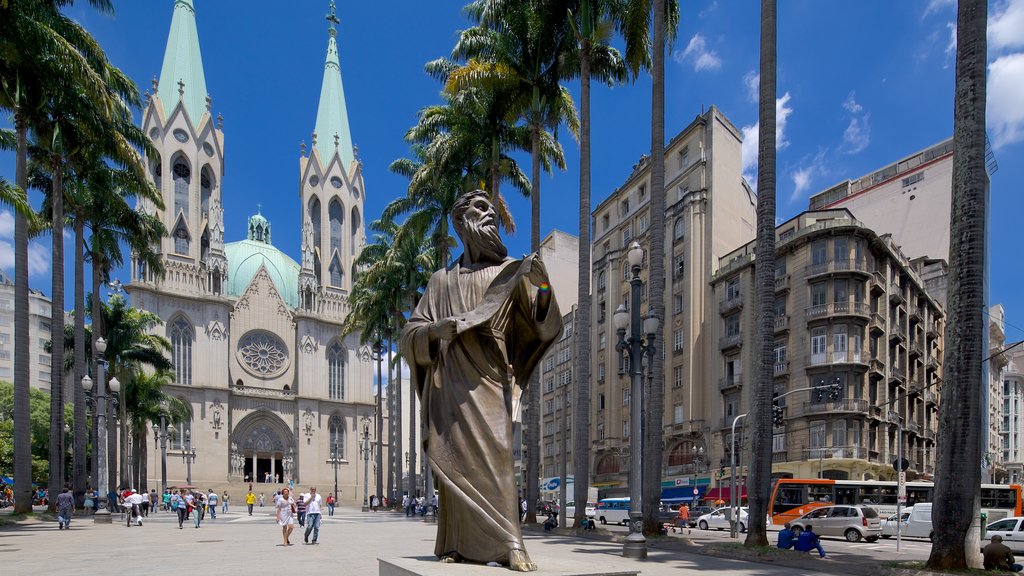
[
  {"left": 578, "top": 517, "right": 596, "bottom": 531},
  {"left": 983, "top": 535, "right": 1023, "bottom": 572},
  {"left": 777, "top": 522, "right": 796, "bottom": 549},
  {"left": 793, "top": 524, "right": 826, "bottom": 558},
  {"left": 543, "top": 512, "right": 558, "bottom": 532}
]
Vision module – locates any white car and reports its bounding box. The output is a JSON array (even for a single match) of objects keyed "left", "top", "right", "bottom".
[
  {"left": 880, "top": 511, "right": 910, "bottom": 538},
  {"left": 565, "top": 501, "right": 596, "bottom": 520},
  {"left": 696, "top": 506, "right": 750, "bottom": 532},
  {"left": 987, "top": 517, "right": 1024, "bottom": 552}
]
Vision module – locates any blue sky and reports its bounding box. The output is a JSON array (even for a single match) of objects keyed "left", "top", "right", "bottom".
[{"left": 1, "top": 0, "right": 1022, "bottom": 343}]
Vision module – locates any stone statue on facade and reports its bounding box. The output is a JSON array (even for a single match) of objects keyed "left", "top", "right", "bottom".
[
  {"left": 400, "top": 190, "right": 560, "bottom": 572},
  {"left": 301, "top": 216, "right": 315, "bottom": 270}
]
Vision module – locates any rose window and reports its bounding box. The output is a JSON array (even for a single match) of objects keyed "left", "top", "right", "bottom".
[{"left": 238, "top": 331, "right": 289, "bottom": 377}]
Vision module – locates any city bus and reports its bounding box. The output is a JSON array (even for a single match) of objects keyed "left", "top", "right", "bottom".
[
  {"left": 769, "top": 478, "right": 1023, "bottom": 525},
  {"left": 595, "top": 497, "right": 631, "bottom": 525}
]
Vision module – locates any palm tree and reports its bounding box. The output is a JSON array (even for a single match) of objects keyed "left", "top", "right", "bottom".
[
  {"left": 0, "top": 0, "right": 118, "bottom": 513},
  {"left": 927, "top": 0, "right": 988, "bottom": 569},
  {"left": 744, "top": 0, "right": 777, "bottom": 549},
  {"left": 565, "top": 0, "right": 628, "bottom": 528},
  {"left": 124, "top": 369, "right": 190, "bottom": 491}
]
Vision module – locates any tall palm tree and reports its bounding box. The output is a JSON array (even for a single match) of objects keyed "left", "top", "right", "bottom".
[
  {"left": 565, "top": 0, "right": 628, "bottom": 528},
  {"left": 0, "top": 0, "right": 117, "bottom": 513},
  {"left": 125, "top": 369, "right": 189, "bottom": 491},
  {"left": 927, "top": 0, "right": 988, "bottom": 569},
  {"left": 744, "top": 0, "right": 777, "bottom": 549}
]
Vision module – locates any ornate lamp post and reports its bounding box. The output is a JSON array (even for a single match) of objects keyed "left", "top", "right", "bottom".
[
  {"left": 329, "top": 446, "right": 341, "bottom": 505},
  {"left": 183, "top": 428, "right": 196, "bottom": 486},
  {"left": 361, "top": 416, "right": 371, "bottom": 512},
  {"left": 613, "top": 240, "right": 659, "bottom": 559},
  {"left": 154, "top": 399, "right": 168, "bottom": 496},
  {"left": 371, "top": 340, "right": 384, "bottom": 507},
  {"left": 81, "top": 337, "right": 118, "bottom": 523}
]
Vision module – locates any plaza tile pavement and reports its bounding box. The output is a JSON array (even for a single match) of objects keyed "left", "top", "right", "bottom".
[{"left": 0, "top": 507, "right": 926, "bottom": 576}]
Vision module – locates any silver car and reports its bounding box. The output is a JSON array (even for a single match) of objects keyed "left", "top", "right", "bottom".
[
  {"left": 986, "top": 517, "right": 1024, "bottom": 552},
  {"left": 790, "top": 505, "right": 882, "bottom": 542}
]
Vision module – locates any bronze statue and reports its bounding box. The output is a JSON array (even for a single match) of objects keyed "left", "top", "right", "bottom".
[{"left": 401, "top": 190, "right": 560, "bottom": 572}]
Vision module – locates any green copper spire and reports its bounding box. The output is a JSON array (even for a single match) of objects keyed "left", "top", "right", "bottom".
[
  {"left": 313, "top": 1, "right": 355, "bottom": 168},
  {"left": 158, "top": 0, "right": 209, "bottom": 123}
]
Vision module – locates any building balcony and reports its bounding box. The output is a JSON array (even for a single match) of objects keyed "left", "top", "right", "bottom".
[
  {"left": 870, "top": 312, "right": 885, "bottom": 334},
  {"left": 775, "top": 273, "right": 790, "bottom": 293},
  {"left": 909, "top": 339, "right": 924, "bottom": 358},
  {"left": 910, "top": 308, "right": 923, "bottom": 324},
  {"left": 926, "top": 356, "right": 940, "bottom": 372},
  {"left": 666, "top": 419, "right": 706, "bottom": 436},
  {"left": 720, "top": 416, "right": 743, "bottom": 431},
  {"left": 889, "top": 283, "right": 905, "bottom": 303},
  {"left": 804, "top": 258, "right": 870, "bottom": 279},
  {"left": 806, "top": 446, "right": 869, "bottom": 460},
  {"left": 805, "top": 302, "right": 872, "bottom": 321},
  {"left": 719, "top": 333, "right": 742, "bottom": 350},
  {"left": 798, "top": 398, "right": 870, "bottom": 417},
  {"left": 774, "top": 315, "right": 789, "bottom": 333},
  {"left": 925, "top": 390, "right": 938, "bottom": 406},
  {"left": 806, "top": 352, "right": 868, "bottom": 369},
  {"left": 774, "top": 361, "right": 790, "bottom": 378},
  {"left": 869, "top": 358, "right": 885, "bottom": 378},
  {"left": 871, "top": 270, "right": 887, "bottom": 293},
  {"left": 923, "top": 427, "right": 936, "bottom": 441},
  {"left": 718, "top": 376, "right": 742, "bottom": 392},
  {"left": 927, "top": 322, "right": 941, "bottom": 340},
  {"left": 908, "top": 374, "right": 925, "bottom": 394},
  {"left": 889, "top": 322, "right": 906, "bottom": 342},
  {"left": 719, "top": 294, "right": 744, "bottom": 314},
  {"left": 889, "top": 366, "right": 905, "bottom": 383},
  {"left": 906, "top": 421, "right": 921, "bottom": 435}
]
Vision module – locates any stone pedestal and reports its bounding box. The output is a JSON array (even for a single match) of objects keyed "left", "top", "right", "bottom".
[{"left": 379, "top": 557, "right": 640, "bottom": 576}]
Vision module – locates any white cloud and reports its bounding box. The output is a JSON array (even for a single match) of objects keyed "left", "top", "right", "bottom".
[
  {"left": 743, "top": 71, "right": 759, "bottom": 103},
  {"left": 792, "top": 167, "right": 814, "bottom": 198},
  {"left": 923, "top": 0, "right": 954, "bottom": 18},
  {"left": 0, "top": 238, "right": 50, "bottom": 277},
  {"left": 988, "top": 52, "right": 1024, "bottom": 149},
  {"left": 840, "top": 92, "right": 871, "bottom": 154},
  {"left": 699, "top": 1, "right": 718, "bottom": 19},
  {"left": 675, "top": 34, "right": 722, "bottom": 72},
  {"left": 990, "top": 0, "right": 1024, "bottom": 51},
  {"left": 741, "top": 92, "right": 793, "bottom": 186},
  {"left": 944, "top": 21, "right": 957, "bottom": 67},
  {"left": 0, "top": 211, "right": 13, "bottom": 238},
  {"left": 789, "top": 149, "right": 829, "bottom": 203}
]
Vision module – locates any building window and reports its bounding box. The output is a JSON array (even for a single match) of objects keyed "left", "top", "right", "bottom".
[
  {"left": 674, "top": 404, "right": 684, "bottom": 424},
  {"left": 834, "top": 279, "right": 849, "bottom": 304},
  {"left": 598, "top": 364, "right": 606, "bottom": 382},
  {"left": 622, "top": 226, "right": 632, "bottom": 245},
  {"left": 639, "top": 212, "right": 649, "bottom": 233},
  {"left": 774, "top": 342, "right": 787, "bottom": 364},
  {"left": 329, "top": 415, "right": 344, "bottom": 459},
  {"left": 810, "top": 282, "right": 827, "bottom": 307},
  {"left": 597, "top": 271, "right": 606, "bottom": 292},
  {"left": 559, "top": 370, "right": 572, "bottom": 386},
  {"left": 833, "top": 325, "right": 848, "bottom": 362},
  {"left": 599, "top": 333, "right": 606, "bottom": 350},
  {"left": 674, "top": 255, "right": 685, "bottom": 279},
  {"left": 621, "top": 199, "right": 630, "bottom": 216},
  {"left": 773, "top": 432, "right": 786, "bottom": 453},
  {"left": 623, "top": 420, "right": 629, "bottom": 438},
  {"left": 811, "top": 241, "right": 827, "bottom": 266},
  {"left": 329, "top": 257, "right": 344, "bottom": 287},
  {"left": 678, "top": 146, "right": 689, "bottom": 170},
  {"left": 674, "top": 293, "right": 684, "bottom": 315},
  {"left": 673, "top": 330, "right": 684, "bottom": 352},
  {"left": 638, "top": 184, "right": 646, "bottom": 199},
  {"left": 834, "top": 237, "right": 848, "bottom": 262},
  {"left": 833, "top": 419, "right": 847, "bottom": 447},
  {"left": 544, "top": 357, "right": 555, "bottom": 372},
  {"left": 725, "top": 314, "right": 740, "bottom": 338},
  {"left": 169, "top": 419, "right": 191, "bottom": 450},
  {"left": 596, "top": 423, "right": 605, "bottom": 441},
  {"left": 174, "top": 225, "right": 190, "bottom": 255},
  {"left": 329, "top": 198, "right": 345, "bottom": 261},
  {"left": 774, "top": 297, "right": 787, "bottom": 317},
  {"left": 622, "top": 388, "right": 630, "bottom": 406},
  {"left": 810, "top": 328, "right": 827, "bottom": 365},
  {"left": 602, "top": 214, "right": 609, "bottom": 230},
  {"left": 169, "top": 317, "right": 193, "bottom": 385},
  {"left": 673, "top": 217, "right": 685, "bottom": 241},
  {"left": 558, "top": 348, "right": 571, "bottom": 364},
  {"left": 726, "top": 278, "right": 741, "bottom": 300},
  {"left": 328, "top": 342, "right": 345, "bottom": 400},
  {"left": 173, "top": 160, "right": 190, "bottom": 216},
  {"left": 901, "top": 172, "right": 924, "bottom": 187},
  {"left": 545, "top": 378, "right": 555, "bottom": 393},
  {"left": 809, "top": 421, "right": 826, "bottom": 450},
  {"left": 673, "top": 366, "right": 684, "bottom": 389}
]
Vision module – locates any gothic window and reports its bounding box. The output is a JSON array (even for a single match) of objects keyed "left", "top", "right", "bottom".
[
  {"left": 200, "top": 166, "right": 213, "bottom": 217},
  {"left": 330, "top": 176, "right": 343, "bottom": 189},
  {"left": 668, "top": 441, "right": 698, "bottom": 466},
  {"left": 169, "top": 317, "right": 193, "bottom": 385},
  {"left": 172, "top": 159, "right": 190, "bottom": 217},
  {"left": 237, "top": 331, "right": 289, "bottom": 377},
  {"left": 329, "top": 198, "right": 344, "bottom": 258},
  {"left": 350, "top": 207, "right": 361, "bottom": 256},
  {"left": 596, "top": 455, "right": 619, "bottom": 475},
  {"left": 169, "top": 418, "right": 191, "bottom": 450},
  {"left": 329, "top": 415, "right": 344, "bottom": 459},
  {"left": 328, "top": 342, "right": 345, "bottom": 400},
  {"left": 329, "top": 257, "right": 343, "bottom": 288},
  {"left": 674, "top": 217, "right": 685, "bottom": 241},
  {"left": 173, "top": 222, "right": 190, "bottom": 255},
  {"left": 152, "top": 157, "right": 162, "bottom": 194},
  {"left": 200, "top": 229, "right": 209, "bottom": 261},
  {"left": 308, "top": 196, "right": 322, "bottom": 251}
]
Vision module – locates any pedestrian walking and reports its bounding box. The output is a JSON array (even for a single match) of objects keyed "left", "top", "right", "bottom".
[
  {"left": 188, "top": 491, "right": 202, "bottom": 529},
  {"left": 56, "top": 487, "right": 75, "bottom": 530},
  {"left": 149, "top": 489, "right": 158, "bottom": 515},
  {"left": 173, "top": 490, "right": 188, "bottom": 529},
  {"left": 246, "top": 490, "right": 256, "bottom": 515},
  {"left": 276, "top": 487, "right": 296, "bottom": 546},
  {"left": 296, "top": 492, "right": 306, "bottom": 527},
  {"left": 303, "top": 487, "right": 322, "bottom": 544},
  {"left": 162, "top": 490, "right": 170, "bottom": 512},
  {"left": 222, "top": 491, "right": 229, "bottom": 513},
  {"left": 259, "top": 493, "right": 265, "bottom": 507},
  {"left": 326, "top": 493, "right": 335, "bottom": 516},
  {"left": 370, "top": 494, "right": 379, "bottom": 512},
  {"left": 207, "top": 490, "right": 218, "bottom": 519}
]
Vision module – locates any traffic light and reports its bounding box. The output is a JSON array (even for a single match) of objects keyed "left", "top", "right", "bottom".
[{"left": 772, "top": 392, "right": 784, "bottom": 426}]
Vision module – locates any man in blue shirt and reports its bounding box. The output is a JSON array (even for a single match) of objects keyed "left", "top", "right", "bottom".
[
  {"left": 794, "top": 525, "right": 827, "bottom": 558},
  {"left": 777, "top": 522, "right": 796, "bottom": 549}
]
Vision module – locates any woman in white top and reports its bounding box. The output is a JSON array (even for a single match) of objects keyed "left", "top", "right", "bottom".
[{"left": 276, "top": 487, "right": 296, "bottom": 546}]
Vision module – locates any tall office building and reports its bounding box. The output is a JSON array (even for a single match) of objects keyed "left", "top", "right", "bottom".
[{"left": 0, "top": 270, "right": 54, "bottom": 391}]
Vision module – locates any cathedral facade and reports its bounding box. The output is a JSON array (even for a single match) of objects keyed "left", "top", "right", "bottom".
[{"left": 129, "top": 0, "right": 378, "bottom": 500}]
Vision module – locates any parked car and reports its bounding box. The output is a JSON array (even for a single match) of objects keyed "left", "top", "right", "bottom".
[
  {"left": 987, "top": 517, "right": 1024, "bottom": 553},
  {"left": 696, "top": 507, "right": 750, "bottom": 532},
  {"left": 880, "top": 511, "right": 910, "bottom": 538},
  {"left": 790, "top": 505, "right": 882, "bottom": 543},
  {"left": 688, "top": 506, "right": 713, "bottom": 526},
  {"left": 565, "top": 501, "right": 596, "bottom": 520}
]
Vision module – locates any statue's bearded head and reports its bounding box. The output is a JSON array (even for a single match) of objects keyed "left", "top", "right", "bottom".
[{"left": 453, "top": 190, "right": 508, "bottom": 264}]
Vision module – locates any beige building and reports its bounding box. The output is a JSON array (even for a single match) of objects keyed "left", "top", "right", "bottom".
[
  {"left": 1000, "top": 341, "right": 1024, "bottom": 483},
  {"left": 0, "top": 270, "right": 54, "bottom": 390},
  {"left": 989, "top": 304, "right": 1010, "bottom": 482},
  {"left": 588, "top": 106, "right": 756, "bottom": 498},
  {"left": 709, "top": 209, "right": 945, "bottom": 484},
  {"left": 128, "top": 1, "right": 378, "bottom": 501}
]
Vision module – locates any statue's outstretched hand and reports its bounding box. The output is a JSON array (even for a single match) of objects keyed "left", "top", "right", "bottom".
[
  {"left": 527, "top": 256, "right": 549, "bottom": 289},
  {"left": 428, "top": 318, "right": 460, "bottom": 341}
]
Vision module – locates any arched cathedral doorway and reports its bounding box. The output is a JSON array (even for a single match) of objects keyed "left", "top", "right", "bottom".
[{"left": 233, "top": 412, "right": 293, "bottom": 484}]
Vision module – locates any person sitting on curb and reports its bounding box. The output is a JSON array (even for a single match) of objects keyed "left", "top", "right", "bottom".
[
  {"left": 578, "top": 517, "right": 596, "bottom": 531},
  {"left": 543, "top": 512, "right": 558, "bottom": 532},
  {"left": 983, "top": 535, "right": 1023, "bottom": 572},
  {"left": 777, "top": 522, "right": 796, "bottom": 550},
  {"left": 793, "top": 524, "right": 826, "bottom": 558}
]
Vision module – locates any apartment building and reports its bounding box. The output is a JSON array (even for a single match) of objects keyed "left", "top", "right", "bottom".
[
  {"left": 709, "top": 209, "right": 944, "bottom": 484},
  {"left": 1001, "top": 342, "right": 1024, "bottom": 483},
  {"left": 588, "top": 106, "right": 756, "bottom": 497},
  {"left": 990, "top": 304, "right": 1011, "bottom": 482},
  {"left": 0, "top": 269, "right": 55, "bottom": 390}
]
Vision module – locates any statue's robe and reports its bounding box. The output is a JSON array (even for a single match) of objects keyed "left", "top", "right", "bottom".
[{"left": 401, "top": 255, "right": 560, "bottom": 564}]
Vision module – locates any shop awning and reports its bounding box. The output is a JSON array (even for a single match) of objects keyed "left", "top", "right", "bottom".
[
  {"left": 703, "top": 487, "right": 746, "bottom": 502},
  {"left": 661, "top": 485, "right": 706, "bottom": 503}
]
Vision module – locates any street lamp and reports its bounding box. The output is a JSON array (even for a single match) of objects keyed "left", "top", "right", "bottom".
[
  {"left": 329, "top": 446, "right": 341, "bottom": 506},
  {"left": 81, "top": 337, "right": 117, "bottom": 524},
  {"left": 157, "top": 399, "right": 168, "bottom": 496},
  {"left": 361, "top": 416, "right": 371, "bottom": 512},
  {"left": 371, "top": 340, "right": 384, "bottom": 507},
  {"left": 613, "top": 240, "right": 659, "bottom": 560},
  {"left": 183, "top": 428, "right": 196, "bottom": 485}
]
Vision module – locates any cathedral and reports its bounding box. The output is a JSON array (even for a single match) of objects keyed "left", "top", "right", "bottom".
[{"left": 129, "top": 0, "right": 377, "bottom": 500}]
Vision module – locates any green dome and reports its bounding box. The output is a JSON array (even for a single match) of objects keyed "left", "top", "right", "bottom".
[{"left": 224, "top": 239, "right": 299, "bottom": 307}]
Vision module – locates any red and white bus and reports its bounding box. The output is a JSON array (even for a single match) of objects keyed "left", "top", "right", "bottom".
[{"left": 769, "top": 478, "right": 1023, "bottom": 525}]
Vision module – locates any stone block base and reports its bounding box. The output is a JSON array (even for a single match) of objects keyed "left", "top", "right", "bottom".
[{"left": 379, "top": 556, "right": 640, "bottom": 576}]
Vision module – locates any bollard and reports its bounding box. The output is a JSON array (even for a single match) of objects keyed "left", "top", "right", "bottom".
[{"left": 980, "top": 512, "right": 987, "bottom": 540}]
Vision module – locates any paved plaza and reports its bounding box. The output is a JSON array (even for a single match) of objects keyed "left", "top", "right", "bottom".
[{"left": 0, "top": 505, "right": 937, "bottom": 576}]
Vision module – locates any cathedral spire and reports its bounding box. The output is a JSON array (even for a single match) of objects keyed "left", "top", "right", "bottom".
[
  {"left": 158, "top": 0, "right": 209, "bottom": 123},
  {"left": 313, "top": 1, "right": 355, "bottom": 168}
]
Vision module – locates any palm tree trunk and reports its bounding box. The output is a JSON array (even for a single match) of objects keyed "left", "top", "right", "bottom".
[
  {"left": 375, "top": 342, "right": 384, "bottom": 505},
  {"left": 89, "top": 251, "right": 103, "bottom": 493},
  {"left": 490, "top": 136, "right": 501, "bottom": 206},
  {"left": 573, "top": 21, "right": 594, "bottom": 529},
  {"left": 139, "top": 429, "right": 148, "bottom": 493},
  {"left": 391, "top": 340, "right": 402, "bottom": 501},
  {"left": 13, "top": 111, "right": 33, "bottom": 514},
  {"left": 93, "top": 259, "right": 116, "bottom": 493},
  {"left": 73, "top": 215, "right": 87, "bottom": 505},
  {"left": 48, "top": 164, "right": 66, "bottom": 512},
  {"left": 927, "top": 0, "right": 988, "bottom": 569},
  {"left": 642, "top": 0, "right": 667, "bottom": 535},
  {"left": 119, "top": 382, "right": 128, "bottom": 489},
  {"left": 525, "top": 121, "right": 542, "bottom": 525},
  {"left": 408, "top": 345, "right": 417, "bottom": 499},
  {"left": 744, "top": 0, "right": 777, "bottom": 548}
]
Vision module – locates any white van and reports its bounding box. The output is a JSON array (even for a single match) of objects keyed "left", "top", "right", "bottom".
[{"left": 891, "top": 503, "right": 934, "bottom": 541}]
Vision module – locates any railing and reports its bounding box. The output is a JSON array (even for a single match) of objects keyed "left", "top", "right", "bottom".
[
  {"left": 719, "top": 293, "right": 744, "bottom": 314},
  {"left": 804, "top": 258, "right": 870, "bottom": 277},
  {"left": 229, "top": 383, "right": 296, "bottom": 398},
  {"left": 872, "top": 270, "right": 886, "bottom": 289},
  {"left": 807, "top": 352, "right": 866, "bottom": 367},
  {"left": 798, "top": 398, "right": 870, "bottom": 416},
  {"left": 890, "top": 366, "right": 905, "bottom": 383},
  {"left": 906, "top": 421, "right": 921, "bottom": 435},
  {"left": 718, "top": 376, "right": 742, "bottom": 390},
  {"left": 667, "top": 419, "right": 706, "bottom": 435},
  {"left": 776, "top": 217, "right": 861, "bottom": 251},
  {"left": 871, "top": 312, "right": 885, "bottom": 330},
  {"left": 719, "top": 333, "right": 742, "bottom": 350},
  {"left": 774, "top": 362, "right": 789, "bottom": 377},
  {"left": 927, "top": 322, "right": 941, "bottom": 339},
  {"left": 926, "top": 356, "right": 939, "bottom": 371},
  {"left": 805, "top": 302, "right": 871, "bottom": 320},
  {"left": 775, "top": 274, "right": 790, "bottom": 292},
  {"left": 713, "top": 252, "right": 755, "bottom": 281},
  {"left": 890, "top": 283, "right": 905, "bottom": 302},
  {"left": 774, "top": 315, "right": 789, "bottom": 332},
  {"left": 924, "top": 390, "right": 938, "bottom": 405},
  {"left": 806, "top": 446, "right": 868, "bottom": 460},
  {"left": 909, "top": 338, "right": 924, "bottom": 357},
  {"left": 869, "top": 358, "right": 885, "bottom": 375}
]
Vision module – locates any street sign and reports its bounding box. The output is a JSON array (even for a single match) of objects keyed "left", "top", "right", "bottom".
[
  {"left": 893, "top": 458, "right": 910, "bottom": 472},
  {"left": 897, "top": 471, "right": 907, "bottom": 503},
  {"left": 693, "top": 487, "right": 699, "bottom": 496}
]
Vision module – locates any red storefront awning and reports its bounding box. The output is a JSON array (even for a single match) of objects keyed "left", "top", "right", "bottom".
[{"left": 703, "top": 487, "right": 747, "bottom": 502}]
